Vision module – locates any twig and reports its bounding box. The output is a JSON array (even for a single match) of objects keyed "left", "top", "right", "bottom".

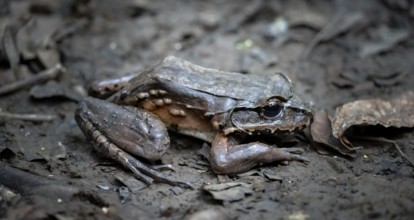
[
  {"left": 53, "top": 19, "right": 88, "bottom": 42},
  {"left": 0, "top": 161, "right": 79, "bottom": 199},
  {"left": 296, "top": 11, "right": 364, "bottom": 66},
  {"left": 0, "top": 64, "right": 65, "bottom": 96},
  {"left": 2, "top": 25, "right": 21, "bottom": 79},
  {"left": 353, "top": 136, "right": 414, "bottom": 167},
  {"left": 0, "top": 111, "right": 57, "bottom": 121}
]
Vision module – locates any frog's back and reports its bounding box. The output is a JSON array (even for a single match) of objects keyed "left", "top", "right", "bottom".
[{"left": 150, "top": 56, "right": 293, "bottom": 104}]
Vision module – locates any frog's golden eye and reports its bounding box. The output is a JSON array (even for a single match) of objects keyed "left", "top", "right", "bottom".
[{"left": 261, "top": 99, "right": 283, "bottom": 119}]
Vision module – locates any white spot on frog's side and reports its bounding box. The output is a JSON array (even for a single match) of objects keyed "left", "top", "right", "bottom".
[
  {"left": 169, "top": 108, "right": 180, "bottom": 116},
  {"left": 149, "top": 90, "right": 158, "bottom": 96},
  {"left": 179, "top": 110, "right": 187, "bottom": 116},
  {"left": 170, "top": 107, "right": 187, "bottom": 116},
  {"left": 148, "top": 89, "right": 168, "bottom": 96},
  {"left": 137, "top": 92, "right": 149, "bottom": 99},
  {"left": 85, "top": 121, "right": 93, "bottom": 130},
  {"left": 92, "top": 130, "right": 100, "bottom": 139},
  {"left": 96, "top": 134, "right": 106, "bottom": 144},
  {"left": 169, "top": 108, "right": 186, "bottom": 117},
  {"left": 163, "top": 98, "right": 172, "bottom": 104},
  {"left": 154, "top": 99, "right": 164, "bottom": 106}
]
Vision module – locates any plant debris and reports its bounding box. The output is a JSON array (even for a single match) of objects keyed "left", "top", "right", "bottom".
[
  {"left": 0, "top": 64, "right": 65, "bottom": 96},
  {"left": 301, "top": 12, "right": 365, "bottom": 59},
  {"left": 2, "top": 25, "right": 21, "bottom": 79},
  {"left": 115, "top": 173, "right": 147, "bottom": 193},
  {"left": 331, "top": 91, "right": 414, "bottom": 163},
  {"left": 30, "top": 80, "right": 81, "bottom": 102},
  {"left": 332, "top": 91, "right": 414, "bottom": 139},
  {"left": 358, "top": 27, "right": 410, "bottom": 58},
  {"left": 203, "top": 182, "right": 253, "bottom": 202},
  {"left": 311, "top": 112, "right": 357, "bottom": 157},
  {"left": 0, "top": 111, "right": 57, "bottom": 122}
]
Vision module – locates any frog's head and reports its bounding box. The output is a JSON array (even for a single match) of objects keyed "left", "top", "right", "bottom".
[{"left": 224, "top": 94, "right": 313, "bottom": 135}]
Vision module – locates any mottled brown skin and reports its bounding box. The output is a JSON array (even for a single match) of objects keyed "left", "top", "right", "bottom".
[{"left": 75, "top": 56, "right": 313, "bottom": 188}]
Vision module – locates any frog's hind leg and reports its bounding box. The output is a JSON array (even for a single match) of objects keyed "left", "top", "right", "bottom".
[
  {"left": 209, "top": 133, "right": 309, "bottom": 174},
  {"left": 87, "top": 129, "right": 154, "bottom": 184},
  {"left": 88, "top": 125, "right": 191, "bottom": 188},
  {"left": 79, "top": 119, "right": 192, "bottom": 188},
  {"left": 75, "top": 97, "right": 194, "bottom": 189}
]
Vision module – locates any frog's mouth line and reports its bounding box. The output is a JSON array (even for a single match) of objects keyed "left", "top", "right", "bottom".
[
  {"left": 224, "top": 117, "right": 311, "bottom": 136},
  {"left": 251, "top": 123, "right": 309, "bottom": 135}
]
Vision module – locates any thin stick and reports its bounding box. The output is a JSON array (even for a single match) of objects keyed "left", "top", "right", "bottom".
[
  {"left": 0, "top": 111, "right": 57, "bottom": 121},
  {"left": 0, "top": 161, "right": 79, "bottom": 199},
  {"left": 2, "top": 25, "right": 21, "bottom": 79},
  {"left": 353, "top": 136, "right": 414, "bottom": 167},
  {"left": 0, "top": 64, "right": 65, "bottom": 96},
  {"left": 53, "top": 19, "right": 88, "bottom": 41}
]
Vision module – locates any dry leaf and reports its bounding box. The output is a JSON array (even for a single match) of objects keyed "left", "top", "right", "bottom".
[
  {"left": 203, "top": 182, "right": 253, "bottom": 202},
  {"left": 332, "top": 91, "right": 414, "bottom": 138},
  {"left": 311, "top": 112, "right": 356, "bottom": 157}
]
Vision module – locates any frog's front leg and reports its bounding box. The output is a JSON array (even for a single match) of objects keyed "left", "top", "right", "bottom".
[
  {"left": 209, "top": 133, "right": 308, "bottom": 174},
  {"left": 75, "top": 97, "right": 193, "bottom": 189}
]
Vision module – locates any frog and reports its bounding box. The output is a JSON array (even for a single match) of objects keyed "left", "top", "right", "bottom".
[{"left": 75, "top": 56, "right": 313, "bottom": 189}]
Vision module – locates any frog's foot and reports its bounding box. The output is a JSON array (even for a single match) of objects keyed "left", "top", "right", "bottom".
[
  {"left": 121, "top": 151, "right": 194, "bottom": 189},
  {"left": 78, "top": 116, "right": 194, "bottom": 189},
  {"left": 276, "top": 147, "right": 309, "bottom": 163},
  {"left": 75, "top": 97, "right": 194, "bottom": 189}
]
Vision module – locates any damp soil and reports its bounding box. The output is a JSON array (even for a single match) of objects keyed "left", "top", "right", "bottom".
[{"left": 0, "top": 0, "right": 413, "bottom": 219}]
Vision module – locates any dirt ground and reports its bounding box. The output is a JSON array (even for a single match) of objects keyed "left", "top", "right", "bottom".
[{"left": 1, "top": 0, "right": 413, "bottom": 219}]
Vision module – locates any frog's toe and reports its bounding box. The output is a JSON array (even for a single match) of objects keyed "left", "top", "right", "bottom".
[
  {"left": 115, "top": 149, "right": 194, "bottom": 189},
  {"left": 126, "top": 155, "right": 194, "bottom": 189},
  {"left": 282, "top": 147, "right": 305, "bottom": 154},
  {"left": 276, "top": 147, "right": 309, "bottom": 163},
  {"left": 116, "top": 152, "right": 194, "bottom": 189},
  {"left": 122, "top": 159, "right": 154, "bottom": 184}
]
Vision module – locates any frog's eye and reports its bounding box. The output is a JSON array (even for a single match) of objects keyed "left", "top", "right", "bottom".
[{"left": 261, "top": 100, "right": 283, "bottom": 119}]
